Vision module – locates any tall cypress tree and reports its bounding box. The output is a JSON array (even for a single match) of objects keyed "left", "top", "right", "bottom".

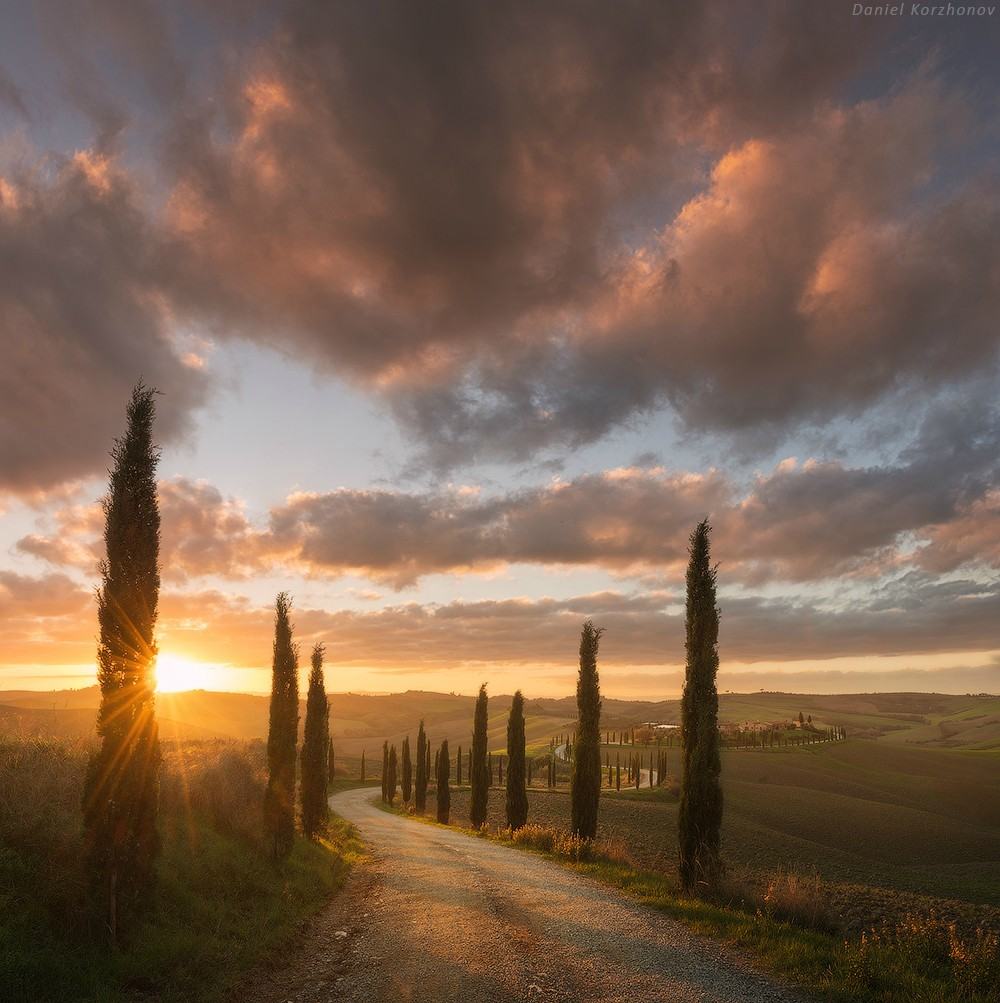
[
  {"left": 571, "top": 621, "right": 603, "bottom": 839},
  {"left": 82, "top": 384, "right": 162, "bottom": 944},
  {"left": 505, "top": 690, "right": 528, "bottom": 830},
  {"left": 300, "top": 644, "right": 329, "bottom": 837},
  {"left": 263, "top": 593, "right": 299, "bottom": 861},
  {"left": 401, "top": 736, "right": 412, "bottom": 803},
  {"left": 678, "top": 519, "right": 723, "bottom": 892},
  {"left": 360, "top": 749, "right": 366, "bottom": 782},
  {"left": 456, "top": 744, "right": 463, "bottom": 785},
  {"left": 415, "top": 721, "right": 427, "bottom": 811},
  {"left": 436, "top": 738, "right": 451, "bottom": 823},
  {"left": 387, "top": 745, "right": 398, "bottom": 806},
  {"left": 470, "top": 684, "right": 489, "bottom": 828}
]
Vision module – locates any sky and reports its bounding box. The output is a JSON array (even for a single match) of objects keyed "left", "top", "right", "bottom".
[{"left": 1, "top": 0, "right": 999, "bottom": 699}]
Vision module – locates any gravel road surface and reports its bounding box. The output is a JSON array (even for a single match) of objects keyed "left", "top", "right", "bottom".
[{"left": 240, "top": 787, "right": 810, "bottom": 1003}]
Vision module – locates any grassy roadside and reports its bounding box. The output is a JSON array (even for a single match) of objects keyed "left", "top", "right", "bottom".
[
  {"left": 379, "top": 797, "right": 998, "bottom": 1003},
  {"left": 0, "top": 740, "right": 365, "bottom": 1003}
]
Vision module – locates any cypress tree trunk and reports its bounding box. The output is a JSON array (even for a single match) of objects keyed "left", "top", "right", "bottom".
[
  {"left": 571, "top": 621, "right": 603, "bottom": 839},
  {"left": 82, "top": 384, "right": 162, "bottom": 944},
  {"left": 264, "top": 593, "right": 299, "bottom": 862},
  {"left": 401, "top": 736, "right": 412, "bottom": 803},
  {"left": 436, "top": 738, "right": 451, "bottom": 823},
  {"left": 387, "top": 746, "right": 398, "bottom": 806},
  {"left": 470, "top": 684, "right": 489, "bottom": 828},
  {"left": 505, "top": 690, "right": 528, "bottom": 830},
  {"left": 415, "top": 721, "right": 427, "bottom": 811},
  {"left": 678, "top": 519, "right": 724, "bottom": 892},
  {"left": 300, "top": 644, "right": 330, "bottom": 838}
]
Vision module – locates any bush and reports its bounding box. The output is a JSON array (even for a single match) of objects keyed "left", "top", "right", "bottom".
[
  {"left": 761, "top": 868, "right": 833, "bottom": 931},
  {"left": 501, "top": 823, "right": 634, "bottom": 866}
]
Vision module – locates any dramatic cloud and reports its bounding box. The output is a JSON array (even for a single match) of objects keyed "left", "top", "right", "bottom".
[
  {"left": 0, "top": 152, "right": 206, "bottom": 495},
  {"left": 157, "top": 5, "right": 997, "bottom": 466},
  {"left": 2, "top": 1, "right": 996, "bottom": 491}
]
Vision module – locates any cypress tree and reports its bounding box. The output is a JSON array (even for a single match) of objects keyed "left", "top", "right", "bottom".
[
  {"left": 678, "top": 519, "right": 724, "bottom": 892},
  {"left": 300, "top": 644, "right": 330, "bottom": 837},
  {"left": 82, "top": 384, "right": 162, "bottom": 944},
  {"left": 505, "top": 690, "right": 528, "bottom": 830},
  {"left": 263, "top": 593, "right": 299, "bottom": 862},
  {"left": 387, "top": 745, "right": 398, "bottom": 806},
  {"left": 616, "top": 760, "right": 621, "bottom": 791},
  {"left": 401, "top": 736, "right": 412, "bottom": 803},
  {"left": 415, "top": 720, "right": 427, "bottom": 811},
  {"left": 456, "top": 744, "right": 463, "bottom": 785},
  {"left": 571, "top": 620, "right": 603, "bottom": 839},
  {"left": 360, "top": 749, "right": 366, "bottom": 782},
  {"left": 436, "top": 738, "right": 451, "bottom": 823},
  {"left": 470, "top": 683, "right": 489, "bottom": 829},
  {"left": 381, "top": 741, "right": 389, "bottom": 802}
]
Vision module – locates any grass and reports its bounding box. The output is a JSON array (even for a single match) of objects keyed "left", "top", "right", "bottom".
[{"left": 0, "top": 738, "right": 362, "bottom": 1003}]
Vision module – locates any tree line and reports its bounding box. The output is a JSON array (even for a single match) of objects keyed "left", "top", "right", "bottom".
[{"left": 82, "top": 386, "right": 727, "bottom": 944}]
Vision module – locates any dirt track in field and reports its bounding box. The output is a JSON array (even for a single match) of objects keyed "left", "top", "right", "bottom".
[{"left": 239, "top": 787, "right": 809, "bottom": 1003}]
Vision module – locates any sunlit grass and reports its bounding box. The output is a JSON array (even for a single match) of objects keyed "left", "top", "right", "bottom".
[{"left": 0, "top": 739, "right": 363, "bottom": 1003}]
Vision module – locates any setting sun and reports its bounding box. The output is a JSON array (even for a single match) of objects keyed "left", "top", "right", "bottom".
[{"left": 155, "top": 653, "right": 213, "bottom": 692}]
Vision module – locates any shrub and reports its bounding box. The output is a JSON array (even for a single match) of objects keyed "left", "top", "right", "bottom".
[
  {"left": 761, "top": 867, "right": 833, "bottom": 931},
  {"left": 502, "top": 823, "right": 634, "bottom": 867},
  {"left": 180, "top": 746, "right": 267, "bottom": 845}
]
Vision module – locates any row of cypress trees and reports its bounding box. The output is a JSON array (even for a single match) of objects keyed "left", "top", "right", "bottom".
[
  {"left": 264, "top": 595, "right": 333, "bottom": 858},
  {"left": 397, "top": 520, "right": 724, "bottom": 893}
]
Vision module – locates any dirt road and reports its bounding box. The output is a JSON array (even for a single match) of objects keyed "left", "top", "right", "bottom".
[{"left": 243, "top": 787, "right": 809, "bottom": 1003}]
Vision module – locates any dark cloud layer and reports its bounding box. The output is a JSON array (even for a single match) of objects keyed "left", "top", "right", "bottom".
[
  {"left": 1, "top": 0, "right": 997, "bottom": 488},
  {"left": 153, "top": 576, "right": 1000, "bottom": 670},
  {"left": 160, "top": 3, "right": 998, "bottom": 467},
  {"left": 0, "top": 153, "right": 206, "bottom": 494}
]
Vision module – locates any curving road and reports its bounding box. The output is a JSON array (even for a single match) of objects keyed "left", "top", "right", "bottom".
[{"left": 241, "top": 787, "right": 809, "bottom": 1003}]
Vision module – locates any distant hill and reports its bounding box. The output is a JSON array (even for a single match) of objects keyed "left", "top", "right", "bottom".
[{"left": 1, "top": 687, "right": 996, "bottom": 751}]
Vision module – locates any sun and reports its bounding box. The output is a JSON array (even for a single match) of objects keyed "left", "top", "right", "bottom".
[{"left": 155, "top": 653, "right": 210, "bottom": 692}]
